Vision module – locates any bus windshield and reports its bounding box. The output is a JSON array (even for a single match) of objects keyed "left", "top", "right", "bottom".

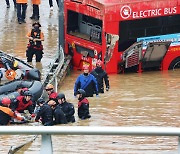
[{"left": 119, "top": 14, "right": 180, "bottom": 51}]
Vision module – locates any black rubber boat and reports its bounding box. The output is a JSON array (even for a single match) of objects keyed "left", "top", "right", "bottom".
[
  {"left": 0, "top": 80, "right": 43, "bottom": 102},
  {"left": 0, "top": 50, "right": 41, "bottom": 81}
]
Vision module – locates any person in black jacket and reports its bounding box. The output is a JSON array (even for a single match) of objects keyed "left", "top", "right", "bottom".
[
  {"left": 91, "top": 60, "right": 110, "bottom": 93},
  {"left": 57, "top": 93, "right": 75, "bottom": 123},
  {"left": 48, "top": 100, "right": 67, "bottom": 125},
  {"left": 35, "top": 98, "right": 54, "bottom": 126},
  {"left": 5, "top": 0, "right": 16, "bottom": 8},
  {"left": 0, "top": 97, "right": 24, "bottom": 125},
  {"left": 77, "top": 89, "right": 91, "bottom": 120}
]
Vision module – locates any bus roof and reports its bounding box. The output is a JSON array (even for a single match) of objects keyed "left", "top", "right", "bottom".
[{"left": 85, "top": 0, "right": 176, "bottom": 7}]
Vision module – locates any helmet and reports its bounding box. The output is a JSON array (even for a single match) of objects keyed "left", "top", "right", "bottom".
[
  {"left": 23, "top": 90, "right": 33, "bottom": 97},
  {"left": 96, "top": 60, "right": 103, "bottom": 67},
  {"left": 1, "top": 97, "right": 11, "bottom": 105},
  {"left": 83, "top": 65, "right": 89, "bottom": 70},
  {"left": 46, "top": 84, "right": 54, "bottom": 91},
  {"left": 32, "top": 22, "right": 41, "bottom": 27},
  {"left": 37, "top": 98, "right": 45, "bottom": 105},
  {"left": 77, "top": 89, "right": 86, "bottom": 97},
  {"left": 57, "top": 93, "right": 65, "bottom": 100}
]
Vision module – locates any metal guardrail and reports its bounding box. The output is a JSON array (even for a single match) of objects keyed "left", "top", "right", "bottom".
[
  {"left": 1, "top": 126, "right": 180, "bottom": 153},
  {"left": 42, "top": 46, "right": 64, "bottom": 90},
  {"left": 42, "top": 46, "right": 72, "bottom": 93},
  {"left": 48, "top": 46, "right": 64, "bottom": 85}
]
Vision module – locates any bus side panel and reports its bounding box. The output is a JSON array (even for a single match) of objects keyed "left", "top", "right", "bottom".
[
  {"left": 178, "top": 3, "right": 180, "bottom": 14},
  {"left": 162, "top": 46, "right": 180, "bottom": 70},
  {"left": 66, "top": 35, "right": 102, "bottom": 71},
  {"left": 105, "top": 21, "right": 120, "bottom": 73}
]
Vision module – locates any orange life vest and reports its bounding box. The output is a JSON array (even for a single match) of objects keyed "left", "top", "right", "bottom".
[
  {"left": 31, "top": 0, "right": 41, "bottom": 5},
  {"left": 16, "top": 0, "right": 28, "bottom": 3}
]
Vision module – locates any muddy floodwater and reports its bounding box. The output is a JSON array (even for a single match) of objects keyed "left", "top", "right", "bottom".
[{"left": 0, "top": 1, "right": 180, "bottom": 154}]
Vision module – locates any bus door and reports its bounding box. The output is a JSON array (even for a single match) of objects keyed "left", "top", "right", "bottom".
[
  {"left": 141, "top": 42, "right": 171, "bottom": 69},
  {"left": 104, "top": 33, "right": 119, "bottom": 65}
]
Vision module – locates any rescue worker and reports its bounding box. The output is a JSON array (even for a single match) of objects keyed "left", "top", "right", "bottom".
[
  {"left": 16, "top": 0, "right": 28, "bottom": 24},
  {"left": 5, "top": 0, "right": 16, "bottom": 8},
  {"left": 57, "top": 93, "right": 75, "bottom": 123},
  {"left": 30, "top": 0, "right": 41, "bottom": 20},
  {"left": 49, "top": 0, "right": 59, "bottom": 10},
  {"left": 48, "top": 100, "right": 67, "bottom": 125},
  {"left": 12, "top": 90, "right": 35, "bottom": 116},
  {"left": 74, "top": 65, "right": 99, "bottom": 97},
  {"left": 45, "top": 84, "right": 58, "bottom": 102},
  {"left": 91, "top": 60, "right": 110, "bottom": 93},
  {"left": 26, "top": 22, "right": 44, "bottom": 62},
  {"left": 0, "top": 97, "right": 23, "bottom": 125},
  {"left": 35, "top": 98, "right": 54, "bottom": 126},
  {"left": 77, "top": 89, "right": 91, "bottom": 120},
  {"left": 16, "top": 87, "right": 28, "bottom": 95}
]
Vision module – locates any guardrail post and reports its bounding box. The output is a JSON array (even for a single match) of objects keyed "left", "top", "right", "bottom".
[
  {"left": 40, "top": 134, "right": 53, "bottom": 154},
  {"left": 54, "top": 77, "right": 58, "bottom": 92},
  {"left": 178, "top": 136, "right": 180, "bottom": 153}
]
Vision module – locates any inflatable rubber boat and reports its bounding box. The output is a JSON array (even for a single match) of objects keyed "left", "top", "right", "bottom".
[
  {"left": 0, "top": 50, "right": 41, "bottom": 81},
  {"left": 0, "top": 80, "right": 43, "bottom": 102}
]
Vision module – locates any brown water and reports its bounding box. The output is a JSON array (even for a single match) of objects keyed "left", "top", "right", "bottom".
[{"left": 0, "top": 1, "right": 180, "bottom": 154}]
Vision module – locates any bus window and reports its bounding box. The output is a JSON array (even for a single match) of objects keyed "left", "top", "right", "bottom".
[
  {"left": 118, "top": 14, "right": 180, "bottom": 52},
  {"left": 67, "top": 10, "right": 102, "bottom": 44}
]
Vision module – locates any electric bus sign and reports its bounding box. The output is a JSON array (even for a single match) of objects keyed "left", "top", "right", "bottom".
[{"left": 120, "top": 5, "right": 177, "bottom": 20}]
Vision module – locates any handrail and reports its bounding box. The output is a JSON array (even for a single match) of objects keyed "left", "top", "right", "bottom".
[
  {"left": 41, "top": 45, "right": 65, "bottom": 92},
  {"left": 1, "top": 126, "right": 180, "bottom": 135},
  {"left": 48, "top": 46, "right": 64, "bottom": 85},
  {"left": 1, "top": 126, "right": 180, "bottom": 153}
]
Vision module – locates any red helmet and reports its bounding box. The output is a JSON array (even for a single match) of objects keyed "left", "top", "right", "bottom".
[
  {"left": 96, "top": 60, "right": 103, "bottom": 66},
  {"left": 83, "top": 65, "right": 89, "bottom": 70},
  {"left": 1, "top": 97, "right": 11, "bottom": 105}
]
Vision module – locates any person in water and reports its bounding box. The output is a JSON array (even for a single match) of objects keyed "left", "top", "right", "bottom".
[
  {"left": 35, "top": 98, "right": 54, "bottom": 126},
  {"left": 45, "top": 84, "right": 58, "bottom": 102},
  {"left": 48, "top": 100, "right": 67, "bottom": 125},
  {"left": 91, "top": 60, "right": 110, "bottom": 93},
  {"left": 76, "top": 89, "right": 91, "bottom": 120},
  {"left": 12, "top": 90, "right": 35, "bottom": 117},
  {"left": 74, "top": 65, "right": 99, "bottom": 97},
  {"left": 0, "top": 97, "right": 23, "bottom": 125},
  {"left": 56, "top": 93, "right": 75, "bottom": 123}
]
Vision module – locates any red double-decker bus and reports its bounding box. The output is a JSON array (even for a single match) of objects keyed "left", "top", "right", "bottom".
[{"left": 64, "top": 0, "right": 180, "bottom": 73}]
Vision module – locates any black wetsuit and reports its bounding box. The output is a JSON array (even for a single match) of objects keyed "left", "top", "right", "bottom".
[
  {"left": 58, "top": 101, "right": 75, "bottom": 123},
  {"left": 0, "top": 106, "right": 21, "bottom": 125},
  {"left": 91, "top": 67, "right": 110, "bottom": 93},
  {"left": 35, "top": 104, "right": 53, "bottom": 126},
  {"left": 0, "top": 110, "right": 11, "bottom": 125},
  {"left": 78, "top": 98, "right": 91, "bottom": 120},
  {"left": 53, "top": 105, "right": 67, "bottom": 124}
]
